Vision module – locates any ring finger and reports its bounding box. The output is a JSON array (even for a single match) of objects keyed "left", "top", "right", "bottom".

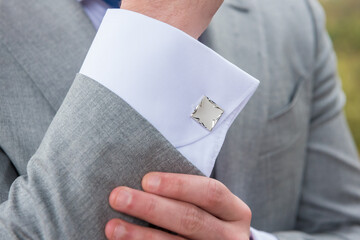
[
  {"left": 109, "top": 187, "right": 228, "bottom": 239},
  {"left": 105, "top": 218, "right": 186, "bottom": 240}
]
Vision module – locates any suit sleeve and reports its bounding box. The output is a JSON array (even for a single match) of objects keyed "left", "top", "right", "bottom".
[
  {"left": 273, "top": 0, "right": 360, "bottom": 239},
  {"left": 0, "top": 74, "right": 202, "bottom": 239}
]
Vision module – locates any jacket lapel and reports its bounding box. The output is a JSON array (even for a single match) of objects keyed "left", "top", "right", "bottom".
[{"left": 0, "top": 0, "right": 96, "bottom": 110}]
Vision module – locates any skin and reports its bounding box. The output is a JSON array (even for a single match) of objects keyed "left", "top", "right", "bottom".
[
  {"left": 106, "top": 1, "right": 252, "bottom": 238},
  {"left": 120, "top": 0, "right": 224, "bottom": 39},
  {"left": 105, "top": 173, "right": 252, "bottom": 240}
]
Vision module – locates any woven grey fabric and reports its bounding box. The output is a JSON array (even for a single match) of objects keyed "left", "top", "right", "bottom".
[{"left": 0, "top": 0, "right": 359, "bottom": 239}]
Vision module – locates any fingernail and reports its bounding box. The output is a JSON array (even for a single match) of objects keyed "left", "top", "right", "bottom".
[
  {"left": 113, "top": 224, "right": 126, "bottom": 239},
  {"left": 115, "top": 190, "right": 132, "bottom": 208},
  {"left": 145, "top": 175, "right": 161, "bottom": 191}
]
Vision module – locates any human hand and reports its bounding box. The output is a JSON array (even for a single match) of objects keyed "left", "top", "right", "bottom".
[
  {"left": 105, "top": 172, "right": 252, "bottom": 240},
  {"left": 120, "top": 0, "right": 224, "bottom": 39}
]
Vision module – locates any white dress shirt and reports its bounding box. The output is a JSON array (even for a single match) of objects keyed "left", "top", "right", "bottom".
[
  {"left": 80, "top": 9, "right": 259, "bottom": 176},
  {"left": 78, "top": 1, "right": 276, "bottom": 239}
]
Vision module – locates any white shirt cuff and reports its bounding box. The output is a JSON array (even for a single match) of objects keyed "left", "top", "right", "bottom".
[
  {"left": 251, "top": 227, "right": 278, "bottom": 240},
  {"left": 80, "top": 9, "right": 259, "bottom": 176}
]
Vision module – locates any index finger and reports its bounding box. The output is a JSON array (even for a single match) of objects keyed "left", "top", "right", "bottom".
[{"left": 141, "top": 172, "right": 251, "bottom": 221}]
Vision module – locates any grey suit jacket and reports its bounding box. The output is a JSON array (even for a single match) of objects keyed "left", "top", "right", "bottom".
[{"left": 0, "top": 0, "right": 359, "bottom": 239}]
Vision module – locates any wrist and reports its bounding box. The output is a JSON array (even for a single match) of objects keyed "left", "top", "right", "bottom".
[{"left": 120, "top": 0, "right": 223, "bottom": 39}]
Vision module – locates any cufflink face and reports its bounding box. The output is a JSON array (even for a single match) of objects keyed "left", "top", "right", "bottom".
[{"left": 191, "top": 96, "right": 224, "bottom": 131}]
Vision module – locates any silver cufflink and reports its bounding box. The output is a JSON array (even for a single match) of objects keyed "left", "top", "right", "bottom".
[{"left": 191, "top": 96, "right": 224, "bottom": 131}]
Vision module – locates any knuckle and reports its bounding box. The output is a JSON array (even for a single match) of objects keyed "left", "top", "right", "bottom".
[
  {"left": 213, "top": 223, "right": 231, "bottom": 240},
  {"left": 209, "top": 214, "right": 251, "bottom": 240},
  {"left": 224, "top": 229, "right": 248, "bottom": 240},
  {"left": 143, "top": 197, "right": 157, "bottom": 217},
  {"left": 173, "top": 177, "right": 186, "bottom": 196},
  {"left": 216, "top": 224, "right": 247, "bottom": 240},
  {"left": 180, "top": 206, "right": 204, "bottom": 234},
  {"left": 242, "top": 204, "right": 252, "bottom": 222},
  {"left": 205, "top": 179, "right": 226, "bottom": 208},
  {"left": 223, "top": 230, "right": 237, "bottom": 240},
  {"left": 238, "top": 233, "right": 251, "bottom": 240}
]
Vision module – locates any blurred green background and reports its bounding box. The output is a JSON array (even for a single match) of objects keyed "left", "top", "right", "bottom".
[{"left": 320, "top": 0, "right": 360, "bottom": 151}]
